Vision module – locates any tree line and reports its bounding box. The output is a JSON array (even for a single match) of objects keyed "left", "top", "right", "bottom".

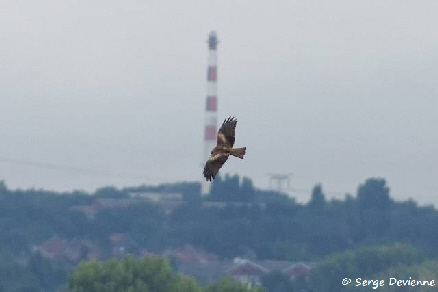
[
  {"left": 0, "top": 176, "right": 437, "bottom": 291},
  {"left": 69, "top": 255, "right": 262, "bottom": 292}
]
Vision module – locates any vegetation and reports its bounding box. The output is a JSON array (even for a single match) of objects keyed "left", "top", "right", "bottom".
[
  {"left": 69, "top": 255, "right": 260, "bottom": 292},
  {"left": 311, "top": 243, "right": 423, "bottom": 291},
  {"left": 0, "top": 176, "right": 437, "bottom": 291}
]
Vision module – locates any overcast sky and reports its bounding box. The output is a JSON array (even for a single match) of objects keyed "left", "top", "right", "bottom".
[{"left": 1, "top": 0, "right": 437, "bottom": 205}]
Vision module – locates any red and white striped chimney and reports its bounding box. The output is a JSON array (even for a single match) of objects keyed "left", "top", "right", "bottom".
[{"left": 202, "top": 31, "right": 218, "bottom": 195}]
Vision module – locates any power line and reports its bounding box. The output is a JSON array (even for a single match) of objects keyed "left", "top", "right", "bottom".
[{"left": 0, "top": 156, "right": 146, "bottom": 180}]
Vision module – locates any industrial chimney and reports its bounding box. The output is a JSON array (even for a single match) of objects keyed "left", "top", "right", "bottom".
[{"left": 202, "top": 31, "right": 218, "bottom": 195}]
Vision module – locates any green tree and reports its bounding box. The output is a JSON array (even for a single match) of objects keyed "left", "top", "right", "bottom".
[
  {"left": 175, "top": 276, "right": 202, "bottom": 292},
  {"left": 209, "top": 174, "right": 255, "bottom": 202},
  {"left": 308, "top": 184, "right": 326, "bottom": 211},
  {"left": 357, "top": 178, "right": 391, "bottom": 237},
  {"left": 241, "top": 177, "right": 255, "bottom": 202},
  {"left": 0, "top": 180, "right": 7, "bottom": 195},
  {"left": 28, "top": 252, "right": 67, "bottom": 291},
  {"left": 370, "top": 260, "right": 438, "bottom": 292},
  {"left": 94, "top": 186, "right": 126, "bottom": 198},
  {"left": 262, "top": 271, "right": 294, "bottom": 292},
  {"left": 311, "top": 243, "right": 423, "bottom": 291},
  {"left": 68, "top": 255, "right": 201, "bottom": 292},
  {"left": 205, "top": 278, "right": 264, "bottom": 292}
]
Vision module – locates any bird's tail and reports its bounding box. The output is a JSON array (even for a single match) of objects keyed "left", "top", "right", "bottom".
[{"left": 230, "top": 147, "right": 246, "bottom": 159}]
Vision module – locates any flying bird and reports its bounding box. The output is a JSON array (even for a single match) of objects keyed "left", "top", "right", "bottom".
[{"left": 203, "top": 117, "right": 246, "bottom": 181}]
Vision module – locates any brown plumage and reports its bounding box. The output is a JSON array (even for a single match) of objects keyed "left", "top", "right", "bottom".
[{"left": 203, "top": 117, "right": 246, "bottom": 181}]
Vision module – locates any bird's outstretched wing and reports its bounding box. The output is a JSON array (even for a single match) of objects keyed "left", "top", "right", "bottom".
[
  {"left": 203, "top": 152, "right": 229, "bottom": 181},
  {"left": 217, "top": 117, "right": 237, "bottom": 148}
]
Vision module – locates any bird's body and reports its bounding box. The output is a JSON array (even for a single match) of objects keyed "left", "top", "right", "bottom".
[{"left": 203, "top": 117, "right": 246, "bottom": 181}]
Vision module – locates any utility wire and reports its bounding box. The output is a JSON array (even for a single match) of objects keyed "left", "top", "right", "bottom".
[
  {"left": 0, "top": 156, "right": 146, "bottom": 180},
  {"left": 1, "top": 156, "right": 435, "bottom": 203}
]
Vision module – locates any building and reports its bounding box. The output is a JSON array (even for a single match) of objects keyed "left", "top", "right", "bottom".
[{"left": 178, "top": 257, "right": 314, "bottom": 287}]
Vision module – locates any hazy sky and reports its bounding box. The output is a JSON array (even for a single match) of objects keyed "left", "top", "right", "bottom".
[{"left": 1, "top": 0, "right": 437, "bottom": 205}]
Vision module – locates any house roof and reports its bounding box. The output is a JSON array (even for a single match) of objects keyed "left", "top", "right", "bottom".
[
  {"left": 256, "top": 260, "right": 293, "bottom": 272},
  {"left": 226, "top": 259, "right": 269, "bottom": 275},
  {"left": 178, "top": 261, "right": 231, "bottom": 285},
  {"left": 283, "top": 262, "right": 312, "bottom": 276},
  {"left": 177, "top": 258, "right": 315, "bottom": 285}
]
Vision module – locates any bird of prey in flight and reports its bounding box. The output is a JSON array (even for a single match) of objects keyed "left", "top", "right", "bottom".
[{"left": 203, "top": 117, "right": 246, "bottom": 181}]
